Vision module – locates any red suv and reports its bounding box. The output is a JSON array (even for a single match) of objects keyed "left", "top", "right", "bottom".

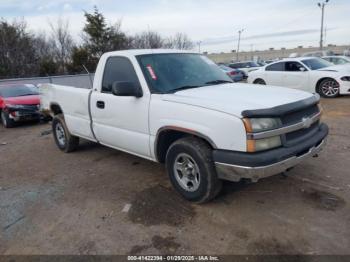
[{"left": 0, "top": 84, "right": 41, "bottom": 128}]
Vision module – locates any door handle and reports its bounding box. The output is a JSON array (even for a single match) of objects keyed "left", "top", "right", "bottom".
[{"left": 96, "top": 101, "right": 105, "bottom": 109}]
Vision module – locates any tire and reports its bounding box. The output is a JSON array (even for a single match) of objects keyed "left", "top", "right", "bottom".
[
  {"left": 253, "top": 79, "right": 266, "bottom": 85},
  {"left": 317, "top": 78, "right": 340, "bottom": 98},
  {"left": 1, "top": 111, "right": 15, "bottom": 128},
  {"left": 166, "top": 137, "right": 222, "bottom": 203},
  {"left": 52, "top": 114, "right": 79, "bottom": 153}
]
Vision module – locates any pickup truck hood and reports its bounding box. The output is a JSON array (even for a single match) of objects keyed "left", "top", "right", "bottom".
[
  {"left": 161, "top": 83, "right": 312, "bottom": 117},
  {"left": 3, "top": 95, "right": 40, "bottom": 105}
]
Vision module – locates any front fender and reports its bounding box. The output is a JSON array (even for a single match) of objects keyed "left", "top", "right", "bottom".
[{"left": 150, "top": 99, "right": 247, "bottom": 159}]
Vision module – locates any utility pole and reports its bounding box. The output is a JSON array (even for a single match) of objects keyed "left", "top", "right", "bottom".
[
  {"left": 236, "top": 29, "right": 244, "bottom": 61},
  {"left": 318, "top": 0, "right": 330, "bottom": 50},
  {"left": 250, "top": 44, "right": 254, "bottom": 60},
  {"left": 197, "top": 41, "right": 202, "bottom": 53}
]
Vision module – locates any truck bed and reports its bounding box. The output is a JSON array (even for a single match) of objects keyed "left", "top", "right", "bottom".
[{"left": 39, "top": 83, "right": 96, "bottom": 141}]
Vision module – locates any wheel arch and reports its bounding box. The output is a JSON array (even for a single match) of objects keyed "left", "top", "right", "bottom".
[
  {"left": 315, "top": 77, "right": 338, "bottom": 93},
  {"left": 154, "top": 126, "right": 217, "bottom": 163},
  {"left": 253, "top": 78, "right": 266, "bottom": 84},
  {"left": 50, "top": 103, "right": 63, "bottom": 116}
]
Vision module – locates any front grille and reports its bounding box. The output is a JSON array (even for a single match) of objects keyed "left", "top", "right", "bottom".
[
  {"left": 281, "top": 104, "right": 320, "bottom": 146},
  {"left": 19, "top": 104, "right": 39, "bottom": 112},
  {"left": 281, "top": 104, "right": 319, "bottom": 125}
]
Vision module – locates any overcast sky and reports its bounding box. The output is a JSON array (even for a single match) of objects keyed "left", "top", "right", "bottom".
[{"left": 1, "top": 0, "right": 349, "bottom": 53}]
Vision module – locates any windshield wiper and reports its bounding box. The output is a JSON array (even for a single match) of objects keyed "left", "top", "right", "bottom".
[
  {"left": 167, "top": 80, "right": 232, "bottom": 94},
  {"left": 168, "top": 85, "right": 202, "bottom": 93},
  {"left": 205, "top": 80, "right": 233, "bottom": 85}
]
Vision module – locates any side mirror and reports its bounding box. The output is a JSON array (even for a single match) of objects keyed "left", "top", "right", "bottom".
[
  {"left": 299, "top": 67, "right": 307, "bottom": 72},
  {"left": 112, "top": 81, "right": 143, "bottom": 98}
]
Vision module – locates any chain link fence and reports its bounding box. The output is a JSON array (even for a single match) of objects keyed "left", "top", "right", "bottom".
[{"left": 0, "top": 74, "right": 94, "bottom": 89}]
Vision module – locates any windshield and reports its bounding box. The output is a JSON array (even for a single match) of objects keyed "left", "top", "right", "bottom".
[
  {"left": 0, "top": 84, "right": 38, "bottom": 98},
  {"left": 136, "top": 53, "right": 232, "bottom": 93},
  {"left": 249, "top": 62, "right": 260, "bottom": 67},
  {"left": 337, "top": 58, "right": 350, "bottom": 64},
  {"left": 301, "top": 58, "right": 333, "bottom": 70}
]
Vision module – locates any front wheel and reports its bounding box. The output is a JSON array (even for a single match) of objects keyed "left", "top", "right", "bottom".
[
  {"left": 1, "top": 111, "right": 15, "bottom": 128},
  {"left": 166, "top": 137, "right": 222, "bottom": 203},
  {"left": 318, "top": 78, "right": 340, "bottom": 98},
  {"left": 52, "top": 114, "right": 79, "bottom": 153}
]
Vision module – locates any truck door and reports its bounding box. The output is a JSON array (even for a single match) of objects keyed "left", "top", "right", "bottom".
[{"left": 90, "top": 56, "right": 151, "bottom": 158}]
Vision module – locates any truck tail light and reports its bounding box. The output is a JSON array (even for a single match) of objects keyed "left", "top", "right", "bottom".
[{"left": 230, "top": 71, "right": 237, "bottom": 75}]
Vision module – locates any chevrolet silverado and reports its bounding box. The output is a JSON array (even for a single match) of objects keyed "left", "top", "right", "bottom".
[{"left": 40, "top": 50, "right": 328, "bottom": 203}]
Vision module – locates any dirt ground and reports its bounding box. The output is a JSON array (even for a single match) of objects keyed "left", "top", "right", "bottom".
[{"left": 0, "top": 97, "right": 349, "bottom": 255}]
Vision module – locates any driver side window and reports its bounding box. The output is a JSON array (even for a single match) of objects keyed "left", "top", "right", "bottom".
[
  {"left": 102, "top": 57, "right": 141, "bottom": 93},
  {"left": 285, "top": 62, "right": 307, "bottom": 72}
]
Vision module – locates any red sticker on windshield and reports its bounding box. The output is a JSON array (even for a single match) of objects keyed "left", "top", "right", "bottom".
[{"left": 146, "top": 65, "right": 157, "bottom": 80}]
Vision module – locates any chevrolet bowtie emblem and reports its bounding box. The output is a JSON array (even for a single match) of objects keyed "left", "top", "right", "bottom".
[{"left": 302, "top": 117, "right": 313, "bottom": 129}]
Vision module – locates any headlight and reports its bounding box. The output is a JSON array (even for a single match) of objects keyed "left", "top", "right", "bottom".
[
  {"left": 243, "top": 118, "right": 281, "bottom": 133},
  {"left": 247, "top": 136, "right": 282, "bottom": 152},
  {"left": 243, "top": 118, "right": 282, "bottom": 152},
  {"left": 340, "top": 76, "right": 350, "bottom": 81}
]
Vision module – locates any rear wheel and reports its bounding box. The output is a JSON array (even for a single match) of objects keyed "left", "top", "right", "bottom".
[
  {"left": 1, "top": 111, "right": 15, "bottom": 128},
  {"left": 253, "top": 79, "right": 266, "bottom": 85},
  {"left": 318, "top": 78, "right": 340, "bottom": 98},
  {"left": 52, "top": 114, "right": 79, "bottom": 153},
  {"left": 166, "top": 137, "right": 222, "bottom": 203}
]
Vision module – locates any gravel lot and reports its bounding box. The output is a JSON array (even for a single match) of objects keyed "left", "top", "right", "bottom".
[{"left": 0, "top": 97, "right": 349, "bottom": 255}]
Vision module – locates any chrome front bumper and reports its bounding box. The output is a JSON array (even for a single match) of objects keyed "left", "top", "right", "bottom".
[{"left": 215, "top": 139, "right": 326, "bottom": 183}]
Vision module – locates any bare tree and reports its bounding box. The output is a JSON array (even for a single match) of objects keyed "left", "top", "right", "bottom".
[
  {"left": 131, "top": 31, "right": 164, "bottom": 49},
  {"left": 165, "top": 33, "right": 194, "bottom": 50},
  {"left": 34, "top": 32, "right": 55, "bottom": 58},
  {"left": 34, "top": 33, "right": 59, "bottom": 76},
  {"left": 49, "top": 17, "right": 74, "bottom": 73},
  {"left": 0, "top": 19, "right": 38, "bottom": 78}
]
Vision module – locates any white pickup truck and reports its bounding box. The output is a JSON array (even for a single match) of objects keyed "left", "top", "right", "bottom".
[{"left": 40, "top": 49, "right": 328, "bottom": 203}]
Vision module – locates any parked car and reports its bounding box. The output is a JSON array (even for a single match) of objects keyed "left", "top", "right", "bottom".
[
  {"left": 228, "top": 61, "right": 261, "bottom": 78},
  {"left": 218, "top": 64, "right": 244, "bottom": 82},
  {"left": 302, "top": 50, "right": 334, "bottom": 57},
  {"left": 289, "top": 53, "right": 300, "bottom": 58},
  {"left": 0, "top": 84, "right": 41, "bottom": 128},
  {"left": 264, "top": 59, "right": 278, "bottom": 64},
  {"left": 248, "top": 57, "right": 350, "bottom": 98},
  {"left": 322, "top": 56, "right": 350, "bottom": 65},
  {"left": 40, "top": 49, "right": 328, "bottom": 203}
]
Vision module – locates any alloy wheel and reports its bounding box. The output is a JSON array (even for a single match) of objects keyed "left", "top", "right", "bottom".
[{"left": 321, "top": 80, "right": 340, "bottom": 97}]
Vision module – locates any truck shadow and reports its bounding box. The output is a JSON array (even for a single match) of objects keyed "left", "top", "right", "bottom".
[{"left": 76, "top": 139, "right": 104, "bottom": 152}]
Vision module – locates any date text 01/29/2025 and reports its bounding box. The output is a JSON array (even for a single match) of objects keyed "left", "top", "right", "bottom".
[{"left": 127, "top": 255, "right": 220, "bottom": 261}]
